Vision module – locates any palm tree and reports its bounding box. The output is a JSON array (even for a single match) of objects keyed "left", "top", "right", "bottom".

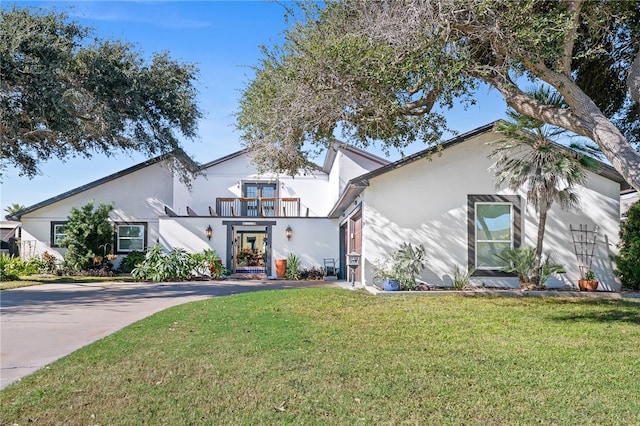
[
  {"left": 4, "top": 203, "right": 25, "bottom": 217},
  {"left": 489, "top": 86, "right": 600, "bottom": 286}
]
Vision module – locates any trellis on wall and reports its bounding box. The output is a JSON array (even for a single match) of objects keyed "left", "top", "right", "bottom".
[{"left": 569, "top": 224, "right": 599, "bottom": 280}]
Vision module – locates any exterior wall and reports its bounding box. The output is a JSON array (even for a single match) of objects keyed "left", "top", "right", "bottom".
[
  {"left": 360, "top": 131, "right": 621, "bottom": 290},
  {"left": 159, "top": 217, "right": 339, "bottom": 278},
  {"left": 328, "top": 148, "right": 386, "bottom": 206},
  {"left": 19, "top": 162, "right": 173, "bottom": 260},
  {"left": 172, "top": 153, "right": 332, "bottom": 217}
]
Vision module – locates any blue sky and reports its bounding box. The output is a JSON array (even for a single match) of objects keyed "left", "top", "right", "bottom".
[{"left": 1, "top": 1, "right": 508, "bottom": 215}]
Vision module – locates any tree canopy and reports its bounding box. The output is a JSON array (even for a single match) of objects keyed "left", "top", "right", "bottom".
[
  {"left": 237, "top": 0, "right": 640, "bottom": 191},
  {"left": 0, "top": 6, "right": 202, "bottom": 179}
]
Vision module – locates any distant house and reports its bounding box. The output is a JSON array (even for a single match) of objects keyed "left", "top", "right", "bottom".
[
  {"left": 8, "top": 123, "right": 630, "bottom": 290},
  {"left": 0, "top": 221, "right": 20, "bottom": 257}
]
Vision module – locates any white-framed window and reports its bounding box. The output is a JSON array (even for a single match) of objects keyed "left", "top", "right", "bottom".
[
  {"left": 475, "top": 203, "right": 513, "bottom": 270},
  {"left": 51, "top": 221, "right": 67, "bottom": 247},
  {"left": 116, "top": 223, "right": 146, "bottom": 252}
]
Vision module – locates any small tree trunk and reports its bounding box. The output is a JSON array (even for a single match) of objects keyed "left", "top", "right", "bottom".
[{"left": 532, "top": 209, "right": 548, "bottom": 286}]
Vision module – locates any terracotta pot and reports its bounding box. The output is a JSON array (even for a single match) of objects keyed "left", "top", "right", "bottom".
[
  {"left": 578, "top": 280, "right": 599, "bottom": 291},
  {"left": 275, "top": 259, "right": 287, "bottom": 279}
]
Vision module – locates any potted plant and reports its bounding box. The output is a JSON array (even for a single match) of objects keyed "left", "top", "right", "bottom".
[
  {"left": 578, "top": 269, "right": 599, "bottom": 291},
  {"left": 372, "top": 243, "right": 427, "bottom": 291}
]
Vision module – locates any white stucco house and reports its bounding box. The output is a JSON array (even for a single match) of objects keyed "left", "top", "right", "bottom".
[{"left": 8, "top": 122, "right": 630, "bottom": 290}]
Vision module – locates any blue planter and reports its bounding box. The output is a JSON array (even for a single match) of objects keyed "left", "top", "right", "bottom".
[{"left": 383, "top": 279, "right": 400, "bottom": 291}]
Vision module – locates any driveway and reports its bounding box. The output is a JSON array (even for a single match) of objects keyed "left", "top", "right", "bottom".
[{"left": 0, "top": 279, "right": 334, "bottom": 389}]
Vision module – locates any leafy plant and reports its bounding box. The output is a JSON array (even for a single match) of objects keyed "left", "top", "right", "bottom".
[
  {"left": 131, "top": 245, "right": 166, "bottom": 282},
  {"left": 499, "top": 246, "right": 565, "bottom": 288},
  {"left": 372, "top": 243, "right": 427, "bottom": 290},
  {"left": 41, "top": 251, "right": 60, "bottom": 274},
  {"left": 191, "top": 249, "right": 226, "bottom": 279},
  {"left": 300, "top": 267, "right": 325, "bottom": 280},
  {"left": 583, "top": 269, "right": 596, "bottom": 281},
  {"left": 118, "top": 251, "right": 146, "bottom": 274},
  {"left": 0, "top": 255, "right": 46, "bottom": 279},
  {"left": 614, "top": 200, "right": 640, "bottom": 290},
  {"left": 60, "top": 201, "right": 114, "bottom": 271},
  {"left": 451, "top": 264, "right": 475, "bottom": 290},
  {"left": 0, "top": 253, "right": 19, "bottom": 281},
  {"left": 285, "top": 253, "right": 301, "bottom": 280}
]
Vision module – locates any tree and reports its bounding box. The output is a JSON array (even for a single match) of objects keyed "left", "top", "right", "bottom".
[
  {"left": 3, "top": 203, "right": 25, "bottom": 216},
  {"left": 236, "top": 0, "right": 640, "bottom": 190},
  {"left": 614, "top": 200, "right": 640, "bottom": 290},
  {"left": 489, "top": 87, "right": 600, "bottom": 286},
  {"left": 0, "top": 6, "right": 202, "bottom": 180},
  {"left": 60, "top": 201, "right": 113, "bottom": 271}
]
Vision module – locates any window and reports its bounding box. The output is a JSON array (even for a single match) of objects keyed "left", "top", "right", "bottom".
[
  {"left": 242, "top": 182, "right": 277, "bottom": 217},
  {"left": 468, "top": 195, "right": 521, "bottom": 275},
  {"left": 475, "top": 203, "right": 512, "bottom": 269},
  {"left": 51, "top": 222, "right": 67, "bottom": 247},
  {"left": 116, "top": 223, "right": 146, "bottom": 252}
]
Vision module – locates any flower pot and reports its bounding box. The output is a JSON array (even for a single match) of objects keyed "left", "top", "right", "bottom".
[
  {"left": 383, "top": 279, "right": 400, "bottom": 291},
  {"left": 275, "top": 259, "right": 287, "bottom": 279},
  {"left": 578, "top": 279, "right": 599, "bottom": 291}
]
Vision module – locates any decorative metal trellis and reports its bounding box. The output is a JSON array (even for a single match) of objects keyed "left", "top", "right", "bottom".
[{"left": 569, "top": 224, "right": 599, "bottom": 279}]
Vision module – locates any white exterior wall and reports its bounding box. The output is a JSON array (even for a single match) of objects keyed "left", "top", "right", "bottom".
[
  {"left": 361, "top": 131, "right": 621, "bottom": 290},
  {"left": 19, "top": 162, "right": 173, "bottom": 260},
  {"left": 159, "top": 217, "right": 339, "bottom": 278},
  {"left": 328, "top": 148, "right": 386, "bottom": 206},
  {"left": 172, "top": 153, "right": 332, "bottom": 217}
]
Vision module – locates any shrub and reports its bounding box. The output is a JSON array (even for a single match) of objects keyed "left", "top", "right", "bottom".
[
  {"left": 192, "top": 249, "right": 227, "bottom": 279},
  {"left": 131, "top": 246, "right": 226, "bottom": 282},
  {"left": 61, "top": 201, "right": 114, "bottom": 271},
  {"left": 614, "top": 200, "right": 640, "bottom": 290},
  {"left": 499, "top": 246, "right": 564, "bottom": 288},
  {"left": 0, "top": 254, "right": 19, "bottom": 281},
  {"left": 41, "top": 251, "right": 60, "bottom": 274},
  {"left": 300, "top": 267, "right": 324, "bottom": 280},
  {"left": 118, "top": 251, "right": 146, "bottom": 273},
  {"left": 372, "top": 243, "right": 427, "bottom": 290},
  {"left": 285, "top": 253, "right": 301, "bottom": 280},
  {"left": 451, "top": 264, "right": 475, "bottom": 290}
]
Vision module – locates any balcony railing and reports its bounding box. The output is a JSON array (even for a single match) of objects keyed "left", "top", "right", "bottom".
[{"left": 215, "top": 197, "right": 302, "bottom": 217}]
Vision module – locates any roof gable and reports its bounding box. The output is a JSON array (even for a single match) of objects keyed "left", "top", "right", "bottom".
[{"left": 6, "top": 151, "right": 195, "bottom": 221}]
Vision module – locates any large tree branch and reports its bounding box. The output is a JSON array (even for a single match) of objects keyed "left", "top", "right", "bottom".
[
  {"left": 628, "top": 49, "right": 640, "bottom": 104},
  {"left": 558, "top": 0, "right": 583, "bottom": 75}
]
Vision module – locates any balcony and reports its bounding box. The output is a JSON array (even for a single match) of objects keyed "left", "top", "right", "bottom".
[{"left": 215, "top": 197, "right": 303, "bottom": 217}]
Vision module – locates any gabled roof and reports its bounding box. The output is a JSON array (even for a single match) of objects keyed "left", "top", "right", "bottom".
[
  {"left": 198, "top": 148, "right": 250, "bottom": 169},
  {"left": 322, "top": 141, "right": 389, "bottom": 173},
  {"left": 6, "top": 150, "right": 198, "bottom": 221},
  {"left": 328, "top": 121, "right": 630, "bottom": 218}
]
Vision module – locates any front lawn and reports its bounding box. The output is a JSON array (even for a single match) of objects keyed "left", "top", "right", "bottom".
[{"left": 1, "top": 289, "right": 639, "bottom": 425}]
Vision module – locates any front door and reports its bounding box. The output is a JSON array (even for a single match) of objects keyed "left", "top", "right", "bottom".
[{"left": 235, "top": 230, "right": 267, "bottom": 273}]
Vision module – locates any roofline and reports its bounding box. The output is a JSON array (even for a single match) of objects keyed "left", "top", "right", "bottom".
[
  {"left": 199, "top": 148, "right": 250, "bottom": 169},
  {"left": 322, "top": 140, "right": 389, "bottom": 173},
  {"left": 327, "top": 120, "right": 630, "bottom": 218},
  {"left": 6, "top": 151, "right": 194, "bottom": 221}
]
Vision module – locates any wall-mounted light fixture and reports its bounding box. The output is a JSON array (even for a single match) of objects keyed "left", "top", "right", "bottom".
[
  {"left": 285, "top": 225, "right": 292, "bottom": 241},
  {"left": 205, "top": 225, "right": 213, "bottom": 240}
]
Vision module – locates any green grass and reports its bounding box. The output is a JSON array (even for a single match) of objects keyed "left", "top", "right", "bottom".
[
  {"left": 1, "top": 289, "right": 639, "bottom": 425},
  {"left": 0, "top": 275, "right": 135, "bottom": 290}
]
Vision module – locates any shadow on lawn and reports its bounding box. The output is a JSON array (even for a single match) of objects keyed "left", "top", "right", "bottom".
[{"left": 545, "top": 298, "right": 640, "bottom": 325}]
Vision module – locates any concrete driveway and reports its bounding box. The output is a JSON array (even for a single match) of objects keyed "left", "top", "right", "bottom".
[{"left": 0, "top": 279, "right": 334, "bottom": 389}]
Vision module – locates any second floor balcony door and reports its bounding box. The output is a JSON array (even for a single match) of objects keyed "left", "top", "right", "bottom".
[{"left": 243, "top": 183, "right": 276, "bottom": 217}]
